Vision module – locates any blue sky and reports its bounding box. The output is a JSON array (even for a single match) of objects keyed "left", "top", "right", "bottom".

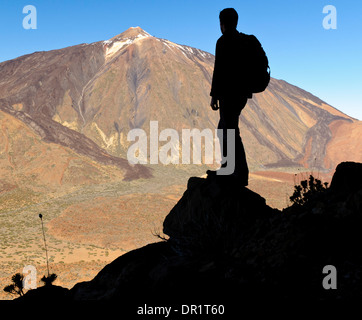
[{"left": 1, "top": 0, "right": 361, "bottom": 120}]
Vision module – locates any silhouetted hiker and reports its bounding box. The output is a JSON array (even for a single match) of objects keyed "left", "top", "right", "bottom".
[{"left": 208, "top": 8, "right": 270, "bottom": 186}]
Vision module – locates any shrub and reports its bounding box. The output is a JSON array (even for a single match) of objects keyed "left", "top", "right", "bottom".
[
  {"left": 3, "top": 273, "right": 25, "bottom": 297},
  {"left": 41, "top": 273, "right": 58, "bottom": 286},
  {"left": 290, "top": 175, "right": 329, "bottom": 206}
]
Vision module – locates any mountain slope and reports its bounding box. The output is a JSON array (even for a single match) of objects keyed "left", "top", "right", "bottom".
[
  {"left": 0, "top": 26, "right": 360, "bottom": 177},
  {"left": 0, "top": 32, "right": 152, "bottom": 181},
  {"left": 1, "top": 27, "right": 361, "bottom": 300}
]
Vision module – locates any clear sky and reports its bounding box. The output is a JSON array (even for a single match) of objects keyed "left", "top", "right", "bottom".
[{"left": 1, "top": 0, "right": 361, "bottom": 120}]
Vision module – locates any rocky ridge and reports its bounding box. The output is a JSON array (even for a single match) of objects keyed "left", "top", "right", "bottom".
[{"left": 18, "top": 161, "right": 362, "bottom": 303}]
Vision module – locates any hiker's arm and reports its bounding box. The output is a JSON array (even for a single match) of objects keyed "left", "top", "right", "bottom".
[{"left": 210, "top": 38, "right": 223, "bottom": 106}]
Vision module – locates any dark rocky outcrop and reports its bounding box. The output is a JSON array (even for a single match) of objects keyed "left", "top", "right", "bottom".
[
  {"left": 18, "top": 162, "right": 362, "bottom": 303},
  {"left": 330, "top": 161, "right": 362, "bottom": 194},
  {"left": 163, "top": 176, "right": 277, "bottom": 248},
  {"left": 16, "top": 285, "right": 70, "bottom": 302}
]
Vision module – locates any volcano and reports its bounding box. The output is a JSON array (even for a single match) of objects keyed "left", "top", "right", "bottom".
[
  {"left": 1, "top": 27, "right": 361, "bottom": 300},
  {"left": 0, "top": 26, "right": 361, "bottom": 179}
]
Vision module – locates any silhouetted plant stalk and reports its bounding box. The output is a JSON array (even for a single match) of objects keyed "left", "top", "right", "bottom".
[
  {"left": 39, "top": 213, "right": 50, "bottom": 277},
  {"left": 39, "top": 213, "right": 58, "bottom": 286}
]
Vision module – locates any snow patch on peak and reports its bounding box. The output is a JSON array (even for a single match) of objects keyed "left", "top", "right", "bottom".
[
  {"left": 102, "top": 28, "right": 212, "bottom": 61},
  {"left": 130, "top": 26, "right": 152, "bottom": 36},
  {"left": 104, "top": 31, "right": 152, "bottom": 60},
  {"left": 105, "top": 39, "right": 133, "bottom": 58}
]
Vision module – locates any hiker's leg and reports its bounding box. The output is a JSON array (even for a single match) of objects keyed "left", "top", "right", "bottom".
[
  {"left": 235, "top": 135, "right": 249, "bottom": 184},
  {"left": 218, "top": 97, "right": 249, "bottom": 183},
  {"left": 233, "top": 97, "right": 249, "bottom": 183},
  {"left": 217, "top": 100, "right": 229, "bottom": 169}
]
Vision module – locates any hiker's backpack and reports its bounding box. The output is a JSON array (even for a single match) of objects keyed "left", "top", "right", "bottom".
[{"left": 240, "top": 33, "right": 270, "bottom": 94}]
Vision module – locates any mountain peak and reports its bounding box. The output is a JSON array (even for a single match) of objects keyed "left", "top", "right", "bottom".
[
  {"left": 103, "top": 27, "right": 152, "bottom": 59},
  {"left": 108, "top": 26, "right": 152, "bottom": 42}
]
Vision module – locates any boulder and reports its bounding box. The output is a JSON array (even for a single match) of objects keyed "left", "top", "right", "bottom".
[
  {"left": 330, "top": 161, "right": 362, "bottom": 194},
  {"left": 163, "top": 177, "right": 277, "bottom": 252}
]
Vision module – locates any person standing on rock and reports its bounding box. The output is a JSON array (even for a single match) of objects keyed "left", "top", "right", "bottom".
[{"left": 208, "top": 8, "right": 268, "bottom": 186}]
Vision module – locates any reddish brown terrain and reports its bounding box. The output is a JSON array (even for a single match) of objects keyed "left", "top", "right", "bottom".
[
  {"left": 1, "top": 27, "right": 360, "bottom": 173},
  {"left": 324, "top": 120, "right": 362, "bottom": 168},
  {"left": 0, "top": 27, "right": 361, "bottom": 299}
]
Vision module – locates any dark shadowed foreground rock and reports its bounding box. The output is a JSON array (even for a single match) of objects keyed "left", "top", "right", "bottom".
[
  {"left": 330, "top": 161, "right": 362, "bottom": 194},
  {"left": 18, "top": 162, "right": 362, "bottom": 303},
  {"left": 163, "top": 176, "right": 277, "bottom": 251}
]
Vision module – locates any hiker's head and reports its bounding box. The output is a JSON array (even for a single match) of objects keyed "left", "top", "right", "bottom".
[{"left": 219, "top": 8, "right": 238, "bottom": 33}]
